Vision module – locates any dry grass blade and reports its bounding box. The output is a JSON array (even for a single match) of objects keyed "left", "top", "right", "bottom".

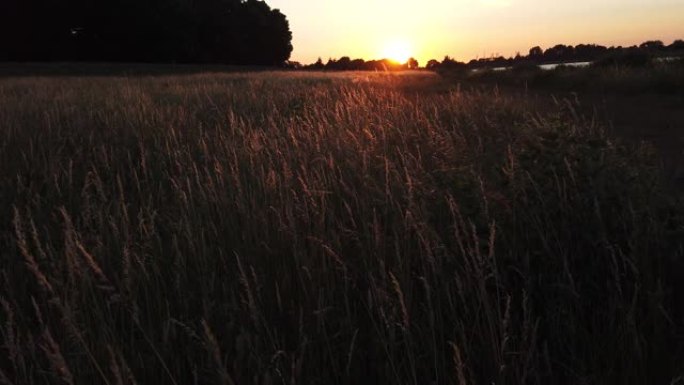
[
  {"left": 235, "top": 252, "right": 259, "bottom": 324},
  {"left": 12, "top": 207, "right": 54, "bottom": 294},
  {"left": 202, "top": 319, "right": 235, "bottom": 385},
  {"left": 41, "top": 328, "right": 74, "bottom": 385},
  {"left": 449, "top": 341, "right": 467, "bottom": 385},
  {"left": 389, "top": 272, "right": 409, "bottom": 330},
  {"left": 0, "top": 367, "right": 14, "bottom": 385}
]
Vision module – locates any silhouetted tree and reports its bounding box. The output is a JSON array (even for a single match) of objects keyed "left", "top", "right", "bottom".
[
  {"left": 529, "top": 46, "right": 543, "bottom": 58},
  {"left": 309, "top": 57, "right": 325, "bottom": 70},
  {"left": 574, "top": 44, "right": 608, "bottom": 61},
  {"left": 640, "top": 40, "right": 665, "bottom": 51},
  {"left": 544, "top": 44, "right": 575, "bottom": 61},
  {"left": 0, "top": 0, "right": 292, "bottom": 65},
  {"left": 334, "top": 56, "right": 351, "bottom": 70},
  {"left": 670, "top": 40, "right": 684, "bottom": 50},
  {"left": 407, "top": 57, "right": 419, "bottom": 69},
  {"left": 426, "top": 59, "right": 440, "bottom": 70},
  {"left": 424, "top": 56, "right": 467, "bottom": 72}
]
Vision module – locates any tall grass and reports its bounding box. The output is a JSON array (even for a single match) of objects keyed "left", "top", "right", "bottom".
[{"left": 0, "top": 71, "right": 682, "bottom": 384}]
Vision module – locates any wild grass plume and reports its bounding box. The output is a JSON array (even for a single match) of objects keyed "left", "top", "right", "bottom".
[{"left": 0, "top": 71, "right": 682, "bottom": 384}]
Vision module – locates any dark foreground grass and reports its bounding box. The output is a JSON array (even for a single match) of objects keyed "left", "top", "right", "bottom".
[{"left": 0, "top": 71, "right": 683, "bottom": 385}]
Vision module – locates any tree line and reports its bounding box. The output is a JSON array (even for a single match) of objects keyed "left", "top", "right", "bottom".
[
  {"left": 0, "top": 0, "right": 293, "bottom": 65},
  {"left": 293, "top": 39, "right": 683, "bottom": 72},
  {"left": 290, "top": 57, "right": 419, "bottom": 71},
  {"left": 426, "top": 39, "right": 684, "bottom": 71}
]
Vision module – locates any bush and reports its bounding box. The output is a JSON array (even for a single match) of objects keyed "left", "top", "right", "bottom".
[
  {"left": 511, "top": 61, "right": 542, "bottom": 75},
  {"left": 592, "top": 51, "right": 654, "bottom": 68}
]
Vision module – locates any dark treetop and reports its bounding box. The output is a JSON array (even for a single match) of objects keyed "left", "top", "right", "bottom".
[{"left": 0, "top": 0, "right": 293, "bottom": 66}]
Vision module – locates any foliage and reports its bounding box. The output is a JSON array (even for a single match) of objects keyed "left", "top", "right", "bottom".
[
  {"left": 426, "top": 39, "right": 683, "bottom": 72},
  {"left": 450, "top": 59, "right": 684, "bottom": 96},
  {"left": 592, "top": 50, "right": 654, "bottom": 68},
  {"left": 0, "top": 0, "right": 293, "bottom": 65},
  {"left": 303, "top": 57, "right": 419, "bottom": 71}
]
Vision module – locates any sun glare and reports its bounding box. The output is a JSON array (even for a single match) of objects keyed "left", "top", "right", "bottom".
[{"left": 381, "top": 40, "right": 412, "bottom": 64}]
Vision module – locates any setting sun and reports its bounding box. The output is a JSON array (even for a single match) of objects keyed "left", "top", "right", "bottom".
[
  {"left": 270, "top": 0, "right": 684, "bottom": 65},
  {"left": 3, "top": 0, "right": 684, "bottom": 382},
  {"left": 381, "top": 39, "right": 413, "bottom": 64}
]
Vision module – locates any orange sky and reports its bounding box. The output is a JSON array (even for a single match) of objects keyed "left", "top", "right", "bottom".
[{"left": 267, "top": 0, "right": 684, "bottom": 65}]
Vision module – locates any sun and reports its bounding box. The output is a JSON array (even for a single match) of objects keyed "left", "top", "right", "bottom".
[{"left": 381, "top": 40, "right": 412, "bottom": 64}]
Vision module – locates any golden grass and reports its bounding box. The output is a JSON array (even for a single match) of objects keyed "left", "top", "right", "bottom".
[{"left": 0, "top": 70, "right": 682, "bottom": 384}]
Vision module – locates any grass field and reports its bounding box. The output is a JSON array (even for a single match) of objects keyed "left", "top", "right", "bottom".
[{"left": 1, "top": 70, "right": 683, "bottom": 385}]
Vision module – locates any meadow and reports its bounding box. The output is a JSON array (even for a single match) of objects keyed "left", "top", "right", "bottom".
[{"left": 0, "top": 70, "right": 683, "bottom": 385}]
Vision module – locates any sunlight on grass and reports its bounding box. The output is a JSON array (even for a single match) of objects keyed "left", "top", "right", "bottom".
[{"left": 0, "top": 71, "right": 682, "bottom": 384}]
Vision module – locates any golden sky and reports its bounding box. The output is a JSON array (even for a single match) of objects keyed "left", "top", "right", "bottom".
[{"left": 267, "top": 0, "right": 684, "bottom": 64}]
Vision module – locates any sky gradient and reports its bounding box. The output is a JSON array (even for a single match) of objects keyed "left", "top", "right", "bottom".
[{"left": 267, "top": 0, "right": 684, "bottom": 65}]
